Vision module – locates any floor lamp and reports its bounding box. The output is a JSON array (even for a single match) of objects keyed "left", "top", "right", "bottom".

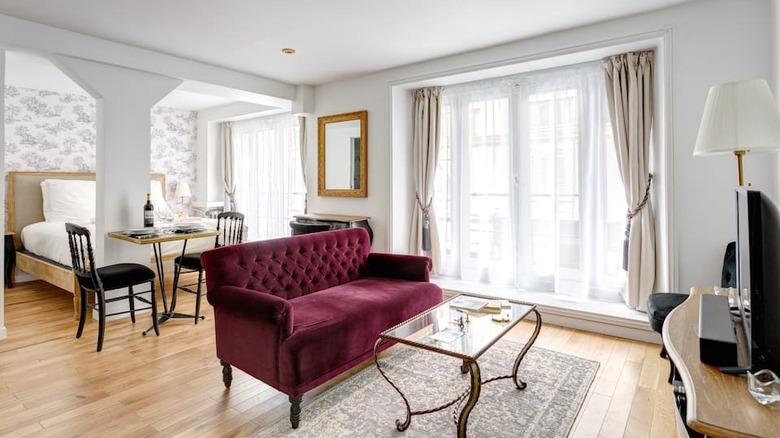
[{"left": 693, "top": 79, "right": 780, "bottom": 186}]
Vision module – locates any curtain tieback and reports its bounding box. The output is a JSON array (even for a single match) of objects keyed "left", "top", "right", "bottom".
[
  {"left": 623, "top": 174, "right": 653, "bottom": 270},
  {"left": 415, "top": 194, "right": 432, "bottom": 252},
  {"left": 225, "top": 189, "right": 237, "bottom": 211}
]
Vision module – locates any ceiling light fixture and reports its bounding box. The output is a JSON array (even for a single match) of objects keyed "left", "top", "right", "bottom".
[{"left": 281, "top": 48, "right": 296, "bottom": 55}]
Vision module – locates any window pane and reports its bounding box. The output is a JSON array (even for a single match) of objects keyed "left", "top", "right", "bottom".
[
  {"left": 434, "top": 62, "right": 627, "bottom": 300},
  {"left": 233, "top": 113, "right": 303, "bottom": 241}
]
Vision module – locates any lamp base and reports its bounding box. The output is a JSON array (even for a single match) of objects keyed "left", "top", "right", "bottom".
[{"left": 734, "top": 149, "right": 746, "bottom": 186}]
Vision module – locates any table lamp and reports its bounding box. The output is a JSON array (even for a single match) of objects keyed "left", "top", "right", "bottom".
[
  {"left": 174, "top": 182, "right": 192, "bottom": 218},
  {"left": 693, "top": 79, "right": 780, "bottom": 186}
]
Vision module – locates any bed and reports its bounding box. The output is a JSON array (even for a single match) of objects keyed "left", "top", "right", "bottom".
[{"left": 7, "top": 171, "right": 217, "bottom": 318}]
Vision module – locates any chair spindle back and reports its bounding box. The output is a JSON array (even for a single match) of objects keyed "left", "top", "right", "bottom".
[
  {"left": 65, "top": 222, "right": 103, "bottom": 291},
  {"left": 216, "top": 212, "right": 245, "bottom": 248}
]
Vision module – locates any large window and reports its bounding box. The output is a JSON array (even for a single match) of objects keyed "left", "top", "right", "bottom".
[
  {"left": 233, "top": 113, "right": 304, "bottom": 241},
  {"left": 434, "top": 63, "right": 626, "bottom": 300}
]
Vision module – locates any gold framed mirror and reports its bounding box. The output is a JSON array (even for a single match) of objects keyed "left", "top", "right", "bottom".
[{"left": 318, "top": 110, "right": 368, "bottom": 197}]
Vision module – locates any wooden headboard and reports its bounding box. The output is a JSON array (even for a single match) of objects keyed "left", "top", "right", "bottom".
[{"left": 7, "top": 171, "right": 166, "bottom": 248}]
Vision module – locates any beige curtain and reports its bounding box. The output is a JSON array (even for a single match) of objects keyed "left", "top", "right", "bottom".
[
  {"left": 409, "top": 87, "right": 443, "bottom": 273},
  {"left": 298, "top": 116, "right": 308, "bottom": 213},
  {"left": 602, "top": 51, "right": 655, "bottom": 311},
  {"left": 221, "top": 121, "right": 236, "bottom": 211}
]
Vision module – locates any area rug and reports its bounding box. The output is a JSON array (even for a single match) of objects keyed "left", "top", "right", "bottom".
[
  {"left": 251, "top": 340, "right": 598, "bottom": 438},
  {"left": 252, "top": 341, "right": 599, "bottom": 438}
]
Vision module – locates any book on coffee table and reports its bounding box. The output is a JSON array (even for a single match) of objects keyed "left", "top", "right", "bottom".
[
  {"left": 482, "top": 299, "right": 510, "bottom": 314},
  {"left": 450, "top": 296, "right": 489, "bottom": 311}
]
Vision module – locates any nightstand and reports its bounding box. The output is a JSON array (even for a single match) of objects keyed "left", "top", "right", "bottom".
[{"left": 5, "top": 231, "right": 16, "bottom": 288}]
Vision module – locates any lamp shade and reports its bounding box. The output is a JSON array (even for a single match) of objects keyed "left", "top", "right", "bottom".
[
  {"left": 174, "top": 182, "right": 192, "bottom": 198},
  {"left": 693, "top": 79, "right": 780, "bottom": 156}
]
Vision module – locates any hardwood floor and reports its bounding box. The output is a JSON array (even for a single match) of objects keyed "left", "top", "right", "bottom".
[{"left": 0, "top": 279, "right": 676, "bottom": 437}]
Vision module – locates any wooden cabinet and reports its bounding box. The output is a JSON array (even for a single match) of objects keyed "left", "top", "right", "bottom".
[
  {"left": 292, "top": 213, "right": 373, "bottom": 244},
  {"left": 663, "top": 286, "right": 779, "bottom": 437}
]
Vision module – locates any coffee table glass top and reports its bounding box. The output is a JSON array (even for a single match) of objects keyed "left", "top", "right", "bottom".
[{"left": 380, "top": 294, "right": 535, "bottom": 361}]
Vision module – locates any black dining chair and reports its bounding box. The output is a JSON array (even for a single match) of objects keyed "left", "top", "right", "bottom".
[
  {"left": 66, "top": 222, "right": 159, "bottom": 352},
  {"left": 171, "top": 212, "right": 245, "bottom": 323},
  {"left": 289, "top": 221, "right": 331, "bottom": 236}
]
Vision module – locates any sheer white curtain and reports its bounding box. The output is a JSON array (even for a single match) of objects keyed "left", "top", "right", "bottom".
[
  {"left": 298, "top": 116, "right": 309, "bottom": 213},
  {"left": 233, "top": 113, "right": 304, "bottom": 241},
  {"left": 435, "top": 62, "right": 626, "bottom": 300},
  {"left": 221, "top": 122, "right": 236, "bottom": 211}
]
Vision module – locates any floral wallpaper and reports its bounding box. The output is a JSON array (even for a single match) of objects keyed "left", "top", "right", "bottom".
[
  {"left": 5, "top": 86, "right": 96, "bottom": 172},
  {"left": 4, "top": 85, "right": 198, "bottom": 207},
  {"left": 150, "top": 105, "right": 198, "bottom": 210}
]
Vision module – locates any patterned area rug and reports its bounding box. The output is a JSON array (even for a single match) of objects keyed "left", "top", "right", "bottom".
[{"left": 252, "top": 340, "right": 598, "bottom": 438}]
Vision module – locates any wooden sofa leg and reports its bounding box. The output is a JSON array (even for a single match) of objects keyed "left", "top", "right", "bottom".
[
  {"left": 220, "top": 360, "right": 232, "bottom": 388},
  {"left": 289, "top": 395, "right": 302, "bottom": 429}
]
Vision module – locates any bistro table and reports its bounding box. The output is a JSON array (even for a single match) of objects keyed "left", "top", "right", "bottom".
[{"left": 108, "top": 227, "right": 220, "bottom": 334}]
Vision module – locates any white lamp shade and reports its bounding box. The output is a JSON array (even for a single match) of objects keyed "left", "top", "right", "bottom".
[
  {"left": 174, "top": 182, "right": 192, "bottom": 198},
  {"left": 693, "top": 79, "right": 780, "bottom": 156}
]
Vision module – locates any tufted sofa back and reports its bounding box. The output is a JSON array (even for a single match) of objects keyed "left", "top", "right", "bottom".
[{"left": 201, "top": 228, "right": 371, "bottom": 300}]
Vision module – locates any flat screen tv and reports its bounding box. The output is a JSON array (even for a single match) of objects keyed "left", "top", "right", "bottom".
[{"left": 735, "top": 187, "right": 780, "bottom": 374}]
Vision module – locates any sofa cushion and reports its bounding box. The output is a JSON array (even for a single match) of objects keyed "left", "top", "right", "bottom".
[{"left": 278, "top": 277, "right": 443, "bottom": 389}]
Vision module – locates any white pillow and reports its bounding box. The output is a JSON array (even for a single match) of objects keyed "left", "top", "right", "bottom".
[
  {"left": 41, "top": 179, "right": 96, "bottom": 223},
  {"left": 151, "top": 180, "right": 171, "bottom": 212}
]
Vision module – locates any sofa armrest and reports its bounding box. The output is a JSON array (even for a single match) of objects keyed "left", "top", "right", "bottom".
[
  {"left": 364, "top": 253, "right": 432, "bottom": 282},
  {"left": 207, "top": 286, "right": 294, "bottom": 337}
]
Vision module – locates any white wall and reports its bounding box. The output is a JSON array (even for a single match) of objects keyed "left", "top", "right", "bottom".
[
  {"left": 312, "top": 76, "right": 393, "bottom": 249},
  {"left": 0, "top": 49, "right": 6, "bottom": 340},
  {"left": 775, "top": 0, "right": 780, "bottom": 200},
  {"left": 310, "top": 0, "right": 777, "bottom": 293}
]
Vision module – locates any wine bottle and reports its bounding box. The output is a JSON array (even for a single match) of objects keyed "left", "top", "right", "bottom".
[{"left": 143, "top": 193, "right": 155, "bottom": 227}]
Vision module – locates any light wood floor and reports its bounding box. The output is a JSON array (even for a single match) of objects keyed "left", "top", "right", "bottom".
[{"left": 0, "top": 279, "right": 676, "bottom": 438}]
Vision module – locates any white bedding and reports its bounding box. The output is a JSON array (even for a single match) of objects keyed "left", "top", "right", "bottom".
[{"left": 21, "top": 220, "right": 219, "bottom": 267}]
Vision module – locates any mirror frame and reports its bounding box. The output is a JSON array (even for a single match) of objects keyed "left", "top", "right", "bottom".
[{"left": 318, "top": 110, "right": 368, "bottom": 197}]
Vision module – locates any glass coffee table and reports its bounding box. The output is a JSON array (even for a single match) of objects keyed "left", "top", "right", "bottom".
[{"left": 373, "top": 294, "right": 542, "bottom": 437}]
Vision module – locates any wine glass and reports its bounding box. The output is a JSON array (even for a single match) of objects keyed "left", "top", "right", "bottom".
[{"left": 159, "top": 208, "right": 175, "bottom": 231}]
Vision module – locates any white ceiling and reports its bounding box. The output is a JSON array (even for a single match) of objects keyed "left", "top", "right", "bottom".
[
  {"left": 0, "top": 0, "right": 693, "bottom": 87},
  {"left": 4, "top": 51, "right": 236, "bottom": 111}
]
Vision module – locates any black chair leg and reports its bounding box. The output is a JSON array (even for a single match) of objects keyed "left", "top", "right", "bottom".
[
  {"left": 150, "top": 280, "right": 160, "bottom": 336},
  {"left": 289, "top": 395, "right": 302, "bottom": 429},
  {"left": 171, "top": 260, "right": 183, "bottom": 298},
  {"left": 128, "top": 285, "right": 136, "bottom": 323},
  {"left": 194, "top": 269, "right": 204, "bottom": 324},
  {"left": 660, "top": 344, "right": 668, "bottom": 359},
  {"left": 76, "top": 287, "right": 87, "bottom": 339},
  {"left": 96, "top": 292, "right": 107, "bottom": 352}
]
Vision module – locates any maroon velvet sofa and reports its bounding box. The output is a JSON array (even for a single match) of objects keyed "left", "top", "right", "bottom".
[{"left": 201, "top": 228, "right": 443, "bottom": 428}]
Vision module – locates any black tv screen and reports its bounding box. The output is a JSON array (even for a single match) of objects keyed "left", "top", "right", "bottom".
[{"left": 736, "top": 187, "right": 780, "bottom": 374}]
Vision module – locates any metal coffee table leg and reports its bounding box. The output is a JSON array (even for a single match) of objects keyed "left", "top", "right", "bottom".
[
  {"left": 373, "top": 338, "right": 413, "bottom": 431},
  {"left": 457, "top": 360, "right": 481, "bottom": 437},
  {"left": 512, "top": 308, "right": 542, "bottom": 389}
]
